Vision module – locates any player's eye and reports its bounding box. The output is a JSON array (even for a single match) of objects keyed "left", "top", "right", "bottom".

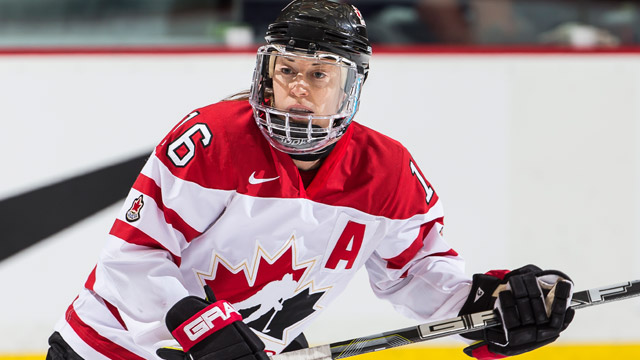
[
  {"left": 312, "top": 71, "right": 327, "bottom": 79},
  {"left": 279, "top": 67, "right": 294, "bottom": 75}
]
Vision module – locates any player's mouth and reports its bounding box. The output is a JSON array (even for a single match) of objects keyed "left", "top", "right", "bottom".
[{"left": 287, "top": 105, "right": 314, "bottom": 114}]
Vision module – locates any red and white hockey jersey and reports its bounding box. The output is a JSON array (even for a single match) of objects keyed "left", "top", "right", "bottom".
[{"left": 54, "top": 100, "right": 472, "bottom": 359}]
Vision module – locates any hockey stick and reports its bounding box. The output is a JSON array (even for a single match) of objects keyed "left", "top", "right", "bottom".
[{"left": 270, "top": 280, "right": 640, "bottom": 360}]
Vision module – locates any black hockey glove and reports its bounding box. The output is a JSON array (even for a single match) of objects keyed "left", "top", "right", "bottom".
[
  {"left": 458, "top": 265, "right": 575, "bottom": 360},
  {"left": 156, "top": 286, "right": 269, "bottom": 360}
]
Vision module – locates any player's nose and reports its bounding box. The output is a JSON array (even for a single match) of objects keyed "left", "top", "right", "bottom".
[{"left": 289, "top": 76, "right": 309, "bottom": 97}]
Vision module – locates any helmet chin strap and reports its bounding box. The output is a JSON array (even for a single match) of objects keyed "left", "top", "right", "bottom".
[{"left": 289, "top": 142, "right": 337, "bottom": 162}]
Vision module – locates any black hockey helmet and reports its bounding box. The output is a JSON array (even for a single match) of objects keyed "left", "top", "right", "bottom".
[
  {"left": 265, "top": 0, "right": 371, "bottom": 78},
  {"left": 248, "top": 0, "right": 371, "bottom": 156}
]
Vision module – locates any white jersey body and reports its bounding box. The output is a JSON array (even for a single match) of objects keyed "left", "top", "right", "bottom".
[{"left": 54, "top": 100, "right": 472, "bottom": 359}]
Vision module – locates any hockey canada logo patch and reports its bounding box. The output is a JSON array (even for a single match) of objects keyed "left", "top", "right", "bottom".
[
  {"left": 125, "top": 195, "right": 144, "bottom": 222},
  {"left": 194, "top": 236, "right": 328, "bottom": 354}
]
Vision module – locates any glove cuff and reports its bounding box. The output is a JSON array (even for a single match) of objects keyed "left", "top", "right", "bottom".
[{"left": 171, "top": 300, "right": 242, "bottom": 352}]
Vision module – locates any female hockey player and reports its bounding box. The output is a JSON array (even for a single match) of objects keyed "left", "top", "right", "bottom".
[{"left": 47, "top": 1, "right": 574, "bottom": 359}]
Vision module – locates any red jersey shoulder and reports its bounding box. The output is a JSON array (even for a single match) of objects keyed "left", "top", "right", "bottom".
[
  {"left": 162, "top": 100, "right": 254, "bottom": 142},
  {"left": 348, "top": 122, "right": 439, "bottom": 218},
  {"left": 154, "top": 100, "right": 256, "bottom": 190},
  {"left": 349, "top": 122, "right": 406, "bottom": 163}
]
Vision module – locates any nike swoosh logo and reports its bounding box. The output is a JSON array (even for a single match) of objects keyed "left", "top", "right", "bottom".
[{"left": 249, "top": 171, "right": 280, "bottom": 185}]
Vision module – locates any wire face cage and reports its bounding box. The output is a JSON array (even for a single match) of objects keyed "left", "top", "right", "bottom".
[{"left": 249, "top": 44, "right": 364, "bottom": 154}]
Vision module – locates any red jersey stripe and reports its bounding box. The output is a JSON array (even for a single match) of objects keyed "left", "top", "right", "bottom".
[
  {"left": 132, "top": 173, "right": 202, "bottom": 242},
  {"left": 103, "top": 299, "right": 128, "bottom": 331},
  {"left": 65, "top": 302, "right": 146, "bottom": 360},
  {"left": 384, "top": 217, "right": 451, "bottom": 270},
  {"left": 84, "top": 266, "right": 97, "bottom": 291},
  {"left": 83, "top": 267, "right": 128, "bottom": 330},
  {"left": 109, "top": 219, "right": 182, "bottom": 266}
]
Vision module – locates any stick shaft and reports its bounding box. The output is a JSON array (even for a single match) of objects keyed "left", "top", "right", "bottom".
[
  {"left": 328, "top": 280, "right": 640, "bottom": 359},
  {"left": 271, "top": 280, "right": 640, "bottom": 360}
]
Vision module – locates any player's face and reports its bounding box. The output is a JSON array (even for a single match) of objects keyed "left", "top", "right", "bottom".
[{"left": 271, "top": 55, "right": 344, "bottom": 128}]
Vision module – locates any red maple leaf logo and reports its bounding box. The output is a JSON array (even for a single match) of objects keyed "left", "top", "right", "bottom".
[
  {"left": 194, "top": 236, "right": 329, "bottom": 345},
  {"left": 213, "top": 247, "right": 303, "bottom": 303},
  {"left": 130, "top": 196, "right": 143, "bottom": 212},
  {"left": 196, "top": 236, "right": 316, "bottom": 303}
]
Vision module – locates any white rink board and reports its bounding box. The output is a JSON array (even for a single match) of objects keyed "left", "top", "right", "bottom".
[{"left": 1, "top": 52, "right": 639, "bottom": 352}]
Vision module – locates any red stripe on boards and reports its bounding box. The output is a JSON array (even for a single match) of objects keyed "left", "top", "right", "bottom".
[
  {"left": 109, "top": 219, "right": 182, "bottom": 266},
  {"left": 132, "top": 173, "right": 202, "bottom": 242},
  {"left": 370, "top": 44, "right": 640, "bottom": 55},
  {"left": 0, "top": 45, "right": 259, "bottom": 55},
  {"left": 65, "top": 301, "right": 146, "bottom": 360},
  {"left": 3, "top": 45, "right": 640, "bottom": 56}
]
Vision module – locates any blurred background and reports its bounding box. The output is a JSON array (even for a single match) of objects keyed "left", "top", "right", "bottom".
[
  {"left": 1, "top": 0, "right": 640, "bottom": 359},
  {"left": 0, "top": 0, "right": 639, "bottom": 48}
]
